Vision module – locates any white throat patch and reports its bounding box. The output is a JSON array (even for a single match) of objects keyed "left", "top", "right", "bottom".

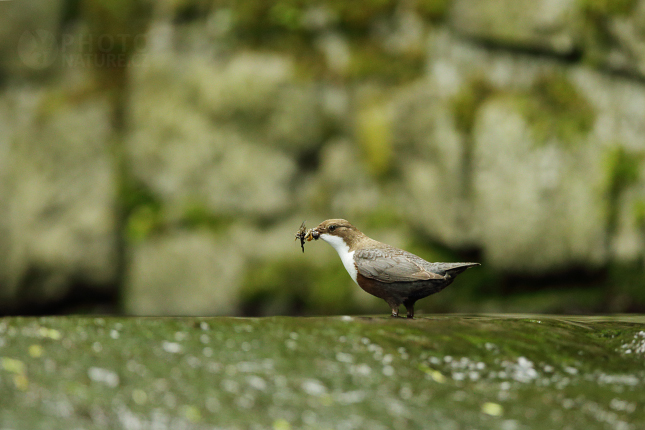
[{"left": 320, "top": 233, "right": 358, "bottom": 284}]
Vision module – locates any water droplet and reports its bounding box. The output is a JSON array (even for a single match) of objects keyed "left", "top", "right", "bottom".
[
  {"left": 301, "top": 379, "right": 327, "bottom": 396},
  {"left": 132, "top": 389, "right": 148, "bottom": 405},
  {"left": 273, "top": 419, "right": 291, "bottom": 430},
  {"left": 336, "top": 352, "right": 353, "bottom": 363},
  {"left": 247, "top": 375, "right": 267, "bottom": 391},
  {"left": 29, "top": 344, "right": 43, "bottom": 358},
  {"left": 162, "top": 341, "right": 182, "bottom": 354},
  {"left": 482, "top": 402, "right": 503, "bottom": 416},
  {"left": 205, "top": 396, "right": 220, "bottom": 413},
  {"left": 382, "top": 365, "right": 395, "bottom": 377},
  {"left": 88, "top": 367, "right": 119, "bottom": 388}
]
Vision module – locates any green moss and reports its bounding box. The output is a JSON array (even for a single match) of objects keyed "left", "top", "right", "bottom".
[
  {"left": 195, "top": 0, "right": 433, "bottom": 83},
  {"left": 179, "top": 202, "right": 234, "bottom": 232},
  {"left": 207, "top": 0, "right": 449, "bottom": 35},
  {"left": 268, "top": 2, "right": 303, "bottom": 31},
  {"left": 357, "top": 205, "right": 404, "bottom": 230},
  {"left": 121, "top": 180, "right": 164, "bottom": 243},
  {"left": 240, "top": 259, "right": 358, "bottom": 316},
  {"left": 2, "top": 316, "right": 645, "bottom": 429},
  {"left": 207, "top": 0, "right": 392, "bottom": 37},
  {"left": 451, "top": 78, "right": 496, "bottom": 135},
  {"left": 121, "top": 187, "right": 239, "bottom": 242},
  {"left": 331, "top": 0, "right": 397, "bottom": 31},
  {"left": 80, "top": 0, "right": 152, "bottom": 58},
  {"left": 603, "top": 146, "right": 642, "bottom": 232},
  {"left": 356, "top": 102, "right": 393, "bottom": 178},
  {"left": 580, "top": 0, "right": 638, "bottom": 67},
  {"left": 416, "top": 0, "right": 450, "bottom": 21},
  {"left": 604, "top": 146, "right": 641, "bottom": 199},
  {"left": 346, "top": 40, "right": 426, "bottom": 83},
  {"left": 580, "top": 0, "right": 637, "bottom": 17},
  {"left": 517, "top": 73, "right": 595, "bottom": 145},
  {"left": 633, "top": 200, "right": 645, "bottom": 231}
]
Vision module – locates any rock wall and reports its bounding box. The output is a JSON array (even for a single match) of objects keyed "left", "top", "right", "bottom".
[{"left": 1, "top": 0, "right": 644, "bottom": 315}]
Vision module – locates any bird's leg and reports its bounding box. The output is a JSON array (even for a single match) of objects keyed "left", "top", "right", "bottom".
[
  {"left": 390, "top": 305, "right": 399, "bottom": 318},
  {"left": 404, "top": 300, "right": 415, "bottom": 319}
]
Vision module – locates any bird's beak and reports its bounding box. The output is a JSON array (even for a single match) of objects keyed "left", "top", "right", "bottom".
[{"left": 305, "top": 228, "right": 320, "bottom": 241}]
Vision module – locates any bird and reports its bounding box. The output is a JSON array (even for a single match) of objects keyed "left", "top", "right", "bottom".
[{"left": 305, "top": 219, "right": 479, "bottom": 318}]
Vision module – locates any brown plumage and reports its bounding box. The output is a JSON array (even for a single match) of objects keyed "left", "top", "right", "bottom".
[{"left": 305, "top": 219, "right": 479, "bottom": 318}]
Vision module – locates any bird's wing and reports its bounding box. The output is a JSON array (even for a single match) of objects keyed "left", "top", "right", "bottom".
[{"left": 354, "top": 247, "right": 445, "bottom": 283}]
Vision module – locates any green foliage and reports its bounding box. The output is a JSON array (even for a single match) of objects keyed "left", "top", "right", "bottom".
[
  {"left": 240, "top": 258, "right": 357, "bottom": 316},
  {"left": 519, "top": 73, "right": 595, "bottom": 145},
  {"left": 451, "top": 78, "right": 496, "bottom": 134}
]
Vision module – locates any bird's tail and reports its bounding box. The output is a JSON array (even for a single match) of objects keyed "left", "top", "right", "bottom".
[{"left": 443, "top": 262, "right": 480, "bottom": 278}]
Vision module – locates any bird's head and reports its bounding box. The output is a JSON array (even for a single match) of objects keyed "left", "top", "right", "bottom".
[{"left": 305, "top": 219, "right": 359, "bottom": 244}]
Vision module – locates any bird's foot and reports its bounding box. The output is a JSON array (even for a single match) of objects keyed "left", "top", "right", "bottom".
[{"left": 404, "top": 303, "right": 414, "bottom": 319}]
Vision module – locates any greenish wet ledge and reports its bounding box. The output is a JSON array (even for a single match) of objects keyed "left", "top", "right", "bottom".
[{"left": 1, "top": 315, "right": 644, "bottom": 430}]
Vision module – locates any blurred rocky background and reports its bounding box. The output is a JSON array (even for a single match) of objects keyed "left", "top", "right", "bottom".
[{"left": 1, "top": 0, "right": 644, "bottom": 316}]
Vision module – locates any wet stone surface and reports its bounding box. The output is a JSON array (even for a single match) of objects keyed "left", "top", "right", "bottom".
[{"left": 0, "top": 315, "right": 644, "bottom": 429}]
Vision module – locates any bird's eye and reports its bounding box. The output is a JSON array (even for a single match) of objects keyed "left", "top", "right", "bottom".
[{"left": 329, "top": 225, "right": 336, "bottom": 231}]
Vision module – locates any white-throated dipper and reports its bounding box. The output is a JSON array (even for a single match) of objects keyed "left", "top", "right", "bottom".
[{"left": 305, "top": 219, "right": 479, "bottom": 318}]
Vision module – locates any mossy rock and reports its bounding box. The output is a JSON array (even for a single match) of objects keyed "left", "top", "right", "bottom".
[
  {"left": 580, "top": 0, "right": 640, "bottom": 68},
  {"left": 356, "top": 101, "right": 394, "bottom": 177},
  {"left": 603, "top": 145, "right": 644, "bottom": 234},
  {"left": 580, "top": 0, "right": 637, "bottom": 18},
  {"left": 603, "top": 146, "right": 642, "bottom": 201},
  {"left": 515, "top": 73, "right": 595, "bottom": 145},
  {"left": 167, "top": 0, "right": 440, "bottom": 83},
  {"left": 1, "top": 315, "right": 644, "bottom": 429},
  {"left": 346, "top": 39, "right": 427, "bottom": 83},
  {"left": 451, "top": 78, "right": 497, "bottom": 135}
]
